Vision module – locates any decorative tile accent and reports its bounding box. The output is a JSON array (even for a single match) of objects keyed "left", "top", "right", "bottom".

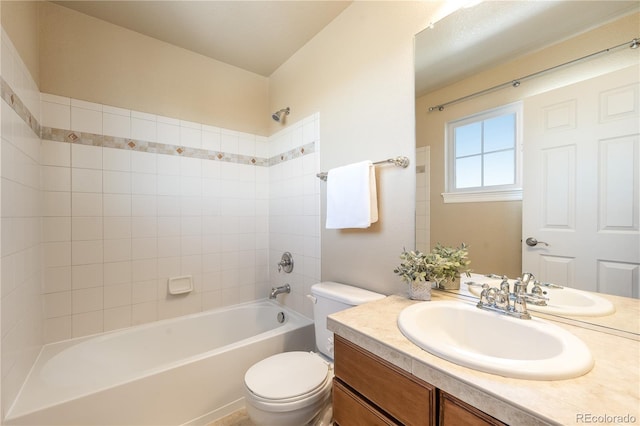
[
  {"left": 41, "top": 127, "right": 67, "bottom": 142},
  {"left": 102, "top": 135, "right": 130, "bottom": 150},
  {"left": 1, "top": 78, "right": 317, "bottom": 169},
  {"left": 268, "top": 141, "right": 316, "bottom": 167},
  {"left": 1, "top": 78, "right": 41, "bottom": 136},
  {"left": 69, "top": 131, "right": 102, "bottom": 146}
]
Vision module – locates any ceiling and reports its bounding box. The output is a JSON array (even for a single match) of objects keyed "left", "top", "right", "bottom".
[
  {"left": 415, "top": 1, "right": 639, "bottom": 96},
  {"left": 51, "top": 1, "right": 639, "bottom": 92},
  {"left": 52, "top": 0, "right": 352, "bottom": 77}
]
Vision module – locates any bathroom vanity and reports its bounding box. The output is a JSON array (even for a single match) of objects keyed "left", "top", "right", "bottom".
[
  {"left": 328, "top": 292, "right": 640, "bottom": 425},
  {"left": 333, "top": 334, "right": 504, "bottom": 425}
]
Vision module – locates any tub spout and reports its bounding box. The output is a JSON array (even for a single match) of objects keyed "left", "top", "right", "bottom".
[{"left": 269, "top": 284, "right": 291, "bottom": 299}]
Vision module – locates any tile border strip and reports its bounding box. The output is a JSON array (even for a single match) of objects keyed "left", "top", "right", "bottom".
[
  {"left": 1, "top": 78, "right": 41, "bottom": 137},
  {"left": 1, "top": 77, "right": 315, "bottom": 167},
  {"left": 41, "top": 126, "right": 274, "bottom": 166}
]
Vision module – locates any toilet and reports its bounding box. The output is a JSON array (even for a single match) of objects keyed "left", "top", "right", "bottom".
[{"left": 243, "top": 282, "right": 385, "bottom": 426}]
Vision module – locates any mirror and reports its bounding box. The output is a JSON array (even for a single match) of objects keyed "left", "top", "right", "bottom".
[{"left": 414, "top": 1, "right": 639, "bottom": 335}]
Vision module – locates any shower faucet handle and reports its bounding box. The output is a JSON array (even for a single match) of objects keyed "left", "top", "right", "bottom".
[{"left": 277, "top": 252, "right": 294, "bottom": 273}]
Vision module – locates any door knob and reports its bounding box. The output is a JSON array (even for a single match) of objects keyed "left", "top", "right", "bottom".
[{"left": 525, "top": 237, "right": 549, "bottom": 247}]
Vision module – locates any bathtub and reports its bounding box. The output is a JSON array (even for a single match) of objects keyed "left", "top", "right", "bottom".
[{"left": 5, "top": 300, "right": 314, "bottom": 425}]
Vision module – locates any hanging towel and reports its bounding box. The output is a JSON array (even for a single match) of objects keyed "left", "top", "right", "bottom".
[{"left": 326, "top": 161, "right": 378, "bottom": 229}]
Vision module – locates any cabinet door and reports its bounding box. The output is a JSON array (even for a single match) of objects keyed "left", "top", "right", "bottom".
[
  {"left": 334, "top": 335, "right": 436, "bottom": 426},
  {"left": 440, "top": 392, "right": 507, "bottom": 426},
  {"left": 333, "top": 379, "right": 400, "bottom": 426}
]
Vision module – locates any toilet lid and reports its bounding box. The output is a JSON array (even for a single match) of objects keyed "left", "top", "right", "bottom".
[{"left": 245, "top": 352, "right": 330, "bottom": 400}]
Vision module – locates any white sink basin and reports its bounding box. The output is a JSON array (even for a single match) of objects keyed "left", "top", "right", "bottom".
[
  {"left": 466, "top": 280, "right": 615, "bottom": 317},
  {"left": 398, "top": 301, "right": 594, "bottom": 380}
]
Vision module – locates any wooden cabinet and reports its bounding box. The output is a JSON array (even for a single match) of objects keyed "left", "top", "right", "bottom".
[
  {"left": 333, "top": 335, "right": 436, "bottom": 426},
  {"left": 333, "top": 335, "right": 506, "bottom": 426},
  {"left": 439, "top": 392, "right": 506, "bottom": 426}
]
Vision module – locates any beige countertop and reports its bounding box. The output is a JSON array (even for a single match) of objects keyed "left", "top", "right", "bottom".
[{"left": 328, "top": 291, "right": 640, "bottom": 426}]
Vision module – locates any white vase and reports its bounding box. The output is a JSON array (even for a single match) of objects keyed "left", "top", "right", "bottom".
[{"left": 409, "top": 280, "right": 432, "bottom": 301}]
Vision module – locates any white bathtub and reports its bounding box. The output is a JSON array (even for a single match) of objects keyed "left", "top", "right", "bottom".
[{"left": 5, "top": 300, "right": 314, "bottom": 425}]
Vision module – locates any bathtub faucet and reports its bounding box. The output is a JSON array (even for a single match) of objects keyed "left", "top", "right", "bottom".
[{"left": 269, "top": 284, "right": 291, "bottom": 299}]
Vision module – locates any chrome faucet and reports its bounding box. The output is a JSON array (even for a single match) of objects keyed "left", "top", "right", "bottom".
[
  {"left": 269, "top": 284, "right": 291, "bottom": 299},
  {"left": 521, "top": 272, "right": 534, "bottom": 288},
  {"left": 516, "top": 272, "right": 548, "bottom": 306},
  {"left": 477, "top": 281, "right": 532, "bottom": 319},
  {"left": 511, "top": 279, "right": 531, "bottom": 318},
  {"left": 528, "top": 281, "right": 548, "bottom": 305},
  {"left": 476, "top": 273, "right": 550, "bottom": 319}
]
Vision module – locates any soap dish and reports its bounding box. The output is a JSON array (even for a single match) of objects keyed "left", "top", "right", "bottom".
[{"left": 168, "top": 275, "right": 193, "bottom": 295}]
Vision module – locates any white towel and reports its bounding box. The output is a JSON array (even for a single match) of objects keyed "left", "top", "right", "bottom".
[{"left": 325, "top": 161, "right": 378, "bottom": 229}]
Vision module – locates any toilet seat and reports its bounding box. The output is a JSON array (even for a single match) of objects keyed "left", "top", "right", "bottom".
[{"left": 245, "top": 352, "right": 331, "bottom": 402}]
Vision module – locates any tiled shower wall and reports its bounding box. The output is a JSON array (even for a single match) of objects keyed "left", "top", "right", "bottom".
[
  {"left": 1, "top": 29, "right": 43, "bottom": 417},
  {"left": 268, "top": 117, "right": 321, "bottom": 319},
  {"left": 38, "top": 97, "right": 320, "bottom": 342},
  {"left": 39, "top": 94, "right": 271, "bottom": 342}
]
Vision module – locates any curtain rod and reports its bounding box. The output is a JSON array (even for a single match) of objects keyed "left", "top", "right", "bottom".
[{"left": 428, "top": 37, "right": 639, "bottom": 112}]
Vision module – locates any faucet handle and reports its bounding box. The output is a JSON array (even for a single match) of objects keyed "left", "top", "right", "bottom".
[
  {"left": 512, "top": 288, "right": 530, "bottom": 315},
  {"left": 478, "top": 284, "right": 490, "bottom": 303},
  {"left": 521, "top": 272, "right": 535, "bottom": 284},
  {"left": 277, "top": 252, "right": 294, "bottom": 273},
  {"left": 496, "top": 288, "right": 510, "bottom": 309},
  {"left": 513, "top": 279, "right": 526, "bottom": 294},
  {"left": 500, "top": 278, "right": 510, "bottom": 293},
  {"left": 531, "top": 281, "right": 544, "bottom": 296}
]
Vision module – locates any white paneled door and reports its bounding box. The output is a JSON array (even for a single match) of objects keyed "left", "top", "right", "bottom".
[{"left": 523, "top": 65, "right": 640, "bottom": 298}]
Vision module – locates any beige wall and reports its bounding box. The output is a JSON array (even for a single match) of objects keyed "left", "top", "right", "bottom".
[
  {"left": 38, "top": 2, "right": 269, "bottom": 136},
  {"left": 1, "top": 0, "right": 40, "bottom": 85},
  {"left": 270, "top": 1, "right": 441, "bottom": 295},
  {"left": 9, "top": 0, "right": 448, "bottom": 298},
  {"left": 416, "top": 12, "right": 639, "bottom": 278}
]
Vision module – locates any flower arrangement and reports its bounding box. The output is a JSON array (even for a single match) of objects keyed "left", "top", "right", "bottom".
[{"left": 393, "top": 243, "right": 471, "bottom": 288}]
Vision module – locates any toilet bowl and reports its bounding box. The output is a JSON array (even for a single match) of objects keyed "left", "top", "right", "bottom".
[
  {"left": 243, "top": 352, "right": 333, "bottom": 425},
  {"left": 243, "top": 282, "right": 385, "bottom": 426}
]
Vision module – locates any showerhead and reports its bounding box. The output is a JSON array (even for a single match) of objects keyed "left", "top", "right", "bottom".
[{"left": 272, "top": 107, "right": 290, "bottom": 122}]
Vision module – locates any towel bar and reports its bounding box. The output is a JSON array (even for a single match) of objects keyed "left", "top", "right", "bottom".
[{"left": 316, "top": 156, "right": 410, "bottom": 181}]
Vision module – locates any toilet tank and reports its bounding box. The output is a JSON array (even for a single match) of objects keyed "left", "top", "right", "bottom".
[{"left": 310, "top": 282, "right": 385, "bottom": 359}]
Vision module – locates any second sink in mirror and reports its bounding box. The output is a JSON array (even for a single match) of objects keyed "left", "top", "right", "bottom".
[{"left": 465, "top": 274, "right": 615, "bottom": 317}]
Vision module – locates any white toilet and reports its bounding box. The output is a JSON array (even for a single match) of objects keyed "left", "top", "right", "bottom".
[{"left": 243, "top": 282, "right": 385, "bottom": 426}]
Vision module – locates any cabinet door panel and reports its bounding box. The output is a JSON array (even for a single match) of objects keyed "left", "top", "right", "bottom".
[
  {"left": 334, "top": 335, "right": 435, "bottom": 426},
  {"left": 440, "top": 391, "right": 506, "bottom": 426},
  {"left": 333, "top": 379, "right": 399, "bottom": 426}
]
